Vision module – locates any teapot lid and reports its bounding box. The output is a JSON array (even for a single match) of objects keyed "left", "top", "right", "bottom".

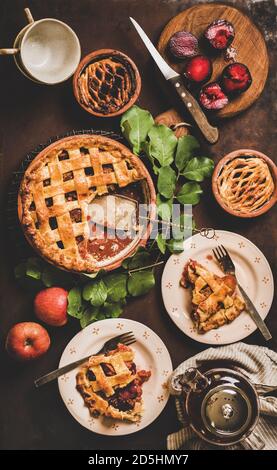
[{"left": 201, "top": 384, "right": 252, "bottom": 437}]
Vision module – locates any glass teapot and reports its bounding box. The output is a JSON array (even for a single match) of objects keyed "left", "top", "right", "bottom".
[{"left": 171, "top": 367, "right": 265, "bottom": 449}]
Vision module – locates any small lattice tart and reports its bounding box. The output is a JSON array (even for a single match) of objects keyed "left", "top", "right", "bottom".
[
  {"left": 181, "top": 260, "right": 245, "bottom": 333},
  {"left": 18, "top": 134, "right": 155, "bottom": 273},
  {"left": 74, "top": 49, "right": 141, "bottom": 117},
  {"left": 76, "top": 343, "right": 151, "bottom": 422},
  {"left": 214, "top": 154, "right": 276, "bottom": 216}
]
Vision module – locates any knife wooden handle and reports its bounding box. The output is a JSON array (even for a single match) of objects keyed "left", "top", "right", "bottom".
[{"left": 168, "top": 76, "right": 219, "bottom": 144}]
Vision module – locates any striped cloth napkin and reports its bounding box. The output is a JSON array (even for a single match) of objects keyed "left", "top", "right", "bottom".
[{"left": 167, "top": 342, "right": 277, "bottom": 450}]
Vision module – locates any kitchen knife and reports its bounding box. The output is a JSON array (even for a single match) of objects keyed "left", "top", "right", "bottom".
[{"left": 130, "top": 17, "right": 219, "bottom": 144}]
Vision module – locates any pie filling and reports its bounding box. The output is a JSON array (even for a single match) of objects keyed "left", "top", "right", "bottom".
[
  {"left": 77, "top": 182, "right": 146, "bottom": 263},
  {"left": 76, "top": 343, "right": 151, "bottom": 422},
  {"left": 181, "top": 259, "right": 245, "bottom": 333}
]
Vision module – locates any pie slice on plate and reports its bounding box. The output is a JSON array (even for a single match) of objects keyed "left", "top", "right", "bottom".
[
  {"left": 76, "top": 343, "right": 151, "bottom": 422},
  {"left": 180, "top": 259, "right": 245, "bottom": 333}
]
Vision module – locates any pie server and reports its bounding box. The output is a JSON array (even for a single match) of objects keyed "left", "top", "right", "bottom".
[{"left": 130, "top": 17, "right": 219, "bottom": 144}]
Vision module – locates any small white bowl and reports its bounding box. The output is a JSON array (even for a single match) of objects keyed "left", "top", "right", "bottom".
[{"left": 20, "top": 18, "right": 81, "bottom": 84}]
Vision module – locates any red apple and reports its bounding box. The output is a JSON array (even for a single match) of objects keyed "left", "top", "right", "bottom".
[
  {"left": 34, "top": 287, "right": 68, "bottom": 327},
  {"left": 6, "top": 322, "right": 50, "bottom": 361}
]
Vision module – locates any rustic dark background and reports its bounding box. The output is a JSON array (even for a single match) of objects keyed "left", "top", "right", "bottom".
[{"left": 0, "top": 0, "right": 276, "bottom": 450}]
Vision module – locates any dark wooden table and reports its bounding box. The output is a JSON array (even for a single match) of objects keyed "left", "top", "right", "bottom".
[{"left": 0, "top": 0, "right": 276, "bottom": 450}]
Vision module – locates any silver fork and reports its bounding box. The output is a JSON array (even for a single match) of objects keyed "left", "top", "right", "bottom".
[
  {"left": 34, "top": 331, "right": 136, "bottom": 388},
  {"left": 212, "top": 245, "right": 272, "bottom": 342}
]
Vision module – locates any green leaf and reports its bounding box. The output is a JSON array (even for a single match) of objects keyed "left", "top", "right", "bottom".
[
  {"left": 80, "top": 306, "right": 99, "bottom": 328},
  {"left": 89, "top": 280, "right": 107, "bottom": 307},
  {"left": 167, "top": 239, "right": 184, "bottom": 253},
  {"left": 67, "top": 287, "right": 85, "bottom": 319},
  {"left": 156, "top": 194, "right": 173, "bottom": 222},
  {"left": 175, "top": 135, "right": 200, "bottom": 171},
  {"left": 120, "top": 105, "right": 154, "bottom": 155},
  {"left": 82, "top": 279, "right": 107, "bottom": 307},
  {"left": 122, "top": 249, "right": 151, "bottom": 270},
  {"left": 33, "top": 261, "right": 75, "bottom": 289},
  {"left": 98, "top": 312, "right": 108, "bottom": 321},
  {"left": 182, "top": 157, "right": 214, "bottom": 182},
  {"left": 143, "top": 141, "right": 160, "bottom": 174},
  {"left": 26, "top": 258, "right": 42, "bottom": 280},
  {"left": 102, "top": 301, "right": 124, "bottom": 318},
  {"left": 157, "top": 166, "right": 177, "bottom": 199},
  {"left": 156, "top": 232, "right": 167, "bottom": 254},
  {"left": 176, "top": 182, "right": 203, "bottom": 205},
  {"left": 127, "top": 270, "right": 155, "bottom": 297},
  {"left": 14, "top": 262, "right": 26, "bottom": 279},
  {"left": 146, "top": 124, "right": 177, "bottom": 167},
  {"left": 104, "top": 273, "right": 128, "bottom": 302},
  {"left": 41, "top": 267, "right": 55, "bottom": 287}
]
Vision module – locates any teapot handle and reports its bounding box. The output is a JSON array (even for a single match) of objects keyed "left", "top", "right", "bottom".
[{"left": 241, "top": 430, "right": 265, "bottom": 450}]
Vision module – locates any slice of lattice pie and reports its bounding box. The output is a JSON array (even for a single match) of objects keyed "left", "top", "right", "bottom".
[
  {"left": 180, "top": 259, "right": 245, "bottom": 333},
  {"left": 76, "top": 343, "right": 151, "bottom": 422}
]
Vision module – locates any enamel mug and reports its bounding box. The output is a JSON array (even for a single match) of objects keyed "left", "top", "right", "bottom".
[{"left": 0, "top": 8, "right": 81, "bottom": 85}]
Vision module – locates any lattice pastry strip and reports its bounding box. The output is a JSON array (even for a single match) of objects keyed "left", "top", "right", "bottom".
[{"left": 88, "top": 350, "right": 134, "bottom": 396}]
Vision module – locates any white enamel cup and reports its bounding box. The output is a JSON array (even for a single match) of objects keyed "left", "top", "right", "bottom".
[{"left": 0, "top": 8, "right": 81, "bottom": 85}]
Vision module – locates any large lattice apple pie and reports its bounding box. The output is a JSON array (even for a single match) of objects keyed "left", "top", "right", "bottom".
[
  {"left": 18, "top": 135, "right": 155, "bottom": 273},
  {"left": 180, "top": 259, "right": 245, "bottom": 333},
  {"left": 76, "top": 343, "right": 151, "bottom": 422}
]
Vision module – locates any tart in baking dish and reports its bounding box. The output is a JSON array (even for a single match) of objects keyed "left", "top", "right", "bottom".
[
  {"left": 216, "top": 155, "right": 275, "bottom": 215},
  {"left": 74, "top": 50, "right": 141, "bottom": 117},
  {"left": 76, "top": 343, "right": 151, "bottom": 422},
  {"left": 180, "top": 259, "right": 245, "bottom": 333},
  {"left": 18, "top": 134, "right": 155, "bottom": 273}
]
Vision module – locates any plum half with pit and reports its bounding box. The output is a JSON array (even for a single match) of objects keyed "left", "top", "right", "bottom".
[
  {"left": 199, "top": 82, "right": 229, "bottom": 111},
  {"left": 184, "top": 55, "right": 212, "bottom": 84},
  {"left": 204, "top": 19, "right": 235, "bottom": 50},
  {"left": 169, "top": 31, "right": 199, "bottom": 59},
  {"left": 221, "top": 63, "right": 252, "bottom": 95}
]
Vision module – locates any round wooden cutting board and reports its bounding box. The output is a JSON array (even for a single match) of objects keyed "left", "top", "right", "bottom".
[{"left": 158, "top": 3, "right": 269, "bottom": 118}]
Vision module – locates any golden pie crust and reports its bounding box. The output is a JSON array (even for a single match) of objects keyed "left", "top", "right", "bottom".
[
  {"left": 216, "top": 156, "right": 275, "bottom": 215},
  {"left": 76, "top": 344, "right": 151, "bottom": 422},
  {"left": 181, "top": 260, "right": 245, "bottom": 333},
  {"left": 18, "top": 134, "right": 154, "bottom": 273}
]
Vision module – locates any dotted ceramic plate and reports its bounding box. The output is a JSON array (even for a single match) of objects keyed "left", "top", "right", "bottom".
[
  {"left": 58, "top": 318, "right": 172, "bottom": 435},
  {"left": 162, "top": 230, "right": 274, "bottom": 345}
]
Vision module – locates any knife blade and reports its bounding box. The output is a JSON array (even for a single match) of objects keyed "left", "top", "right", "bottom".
[
  {"left": 238, "top": 283, "right": 272, "bottom": 341},
  {"left": 130, "top": 17, "right": 219, "bottom": 144}
]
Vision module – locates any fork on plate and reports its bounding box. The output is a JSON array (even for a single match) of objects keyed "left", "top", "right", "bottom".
[
  {"left": 34, "top": 330, "right": 136, "bottom": 388},
  {"left": 212, "top": 245, "right": 272, "bottom": 342}
]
